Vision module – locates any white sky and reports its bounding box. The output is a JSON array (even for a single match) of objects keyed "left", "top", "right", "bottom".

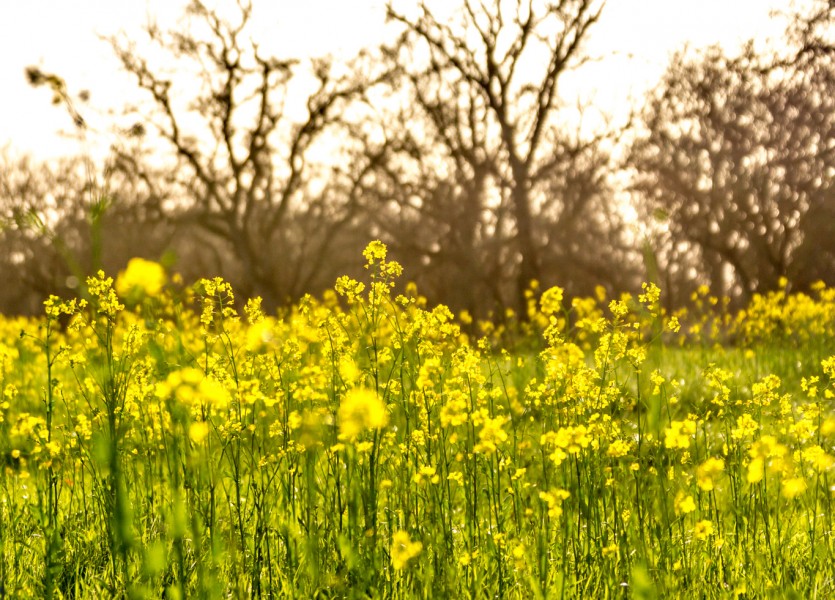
[{"left": 0, "top": 0, "right": 799, "bottom": 160}]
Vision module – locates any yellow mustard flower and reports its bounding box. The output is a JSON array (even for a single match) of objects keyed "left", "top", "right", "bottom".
[
  {"left": 664, "top": 419, "right": 696, "bottom": 449},
  {"left": 188, "top": 421, "right": 209, "bottom": 444},
  {"left": 696, "top": 457, "right": 724, "bottom": 491},
  {"left": 540, "top": 286, "right": 565, "bottom": 316},
  {"left": 475, "top": 414, "right": 508, "bottom": 454},
  {"left": 538, "top": 489, "right": 570, "bottom": 519},
  {"left": 116, "top": 257, "right": 166, "bottom": 298},
  {"left": 606, "top": 439, "right": 631, "bottom": 458},
  {"left": 693, "top": 520, "right": 714, "bottom": 541},
  {"left": 674, "top": 491, "right": 696, "bottom": 515},
  {"left": 391, "top": 530, "right": 422, "bottom": 570},
  {"left": 782, "top": 477, "right": 808, "bottom": 499},
  {"left": 363, "top": 240, "right": 388, "bottom": 265},
  {"left": 338, "top": 388, "right": 388, "bottom": 441}
]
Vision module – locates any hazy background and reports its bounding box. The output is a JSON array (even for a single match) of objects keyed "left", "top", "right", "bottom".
[
  {"left": 2, "top": 0, "right": 789, "bottom": 158},
  {"left": 0, "top": 0, "right": 831, "bottom": 318}
]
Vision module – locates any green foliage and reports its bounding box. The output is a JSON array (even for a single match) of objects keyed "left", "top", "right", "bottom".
[{"left": 1, "top": 243, "right": 835, "bottom": 597}]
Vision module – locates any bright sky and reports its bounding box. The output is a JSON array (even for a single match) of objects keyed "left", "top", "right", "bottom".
[{"left": 0, "top": 0, "right": 798, "bottom": 160}]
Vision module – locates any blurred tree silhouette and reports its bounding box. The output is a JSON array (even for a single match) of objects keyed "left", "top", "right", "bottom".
[
  {"left": 787, "top": 0, "right": 835, "bottom": 64},
  {"left": 0, "top": 152, "right": 186, "bottom": 314},
  {"left": 13, "top": 0, "right": 833, "bottom": 316},
  {"left": 351, "top": 0, "right": 635, "bottom": 315},
  {"left": 0, "top": 153, "right": 85, "bottom": 313},
  {"left": 629, "top": 41, "right": 835, "bottom": 304},
  {"left": 100, "top": 0, "right": 387, "bottom": 305}
]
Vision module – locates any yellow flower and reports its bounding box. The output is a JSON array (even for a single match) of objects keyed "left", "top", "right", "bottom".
[
  {"left": 541, "top": 425, "right": 590, "bottom": 455},
  {"left": 44, "top": 440, "right": 61, "bottom": 457},
  {"left": 609, "top": 298, "right": 630, "bottom": 319},
  {"left": 674, "top": 491, "right": 696, "bottom": 515},
  {"left": 87, "top": 271, "right": 124, "bottom": 317},
  {"left": 288, "top": 411, "right": 303, "bottom": 430},
  {"left": 696, "top": 457, "right": 724, "bottom": 491},
  {"left": 338, "top": 356, "right": 362, "bottom": 385},
  {"left": 782, "top": 477, "right": 807, "bottom": 499},
  {"left": 475, "top": 414, "right": 508, "bottom": 454},
  {"left": 413, "top": 465, "right": 440, "bottom": 484},
  {"left": 391, "top": 530, "right": 422, "bottom": 569},
  {"left": 731, "top": 413, "right": 759, "bottom": 440},
  {"left": 747, "top": 435, "right": 788, "bottom": 484},
  {"left": 363, "top": 240, "right": 388, "bottom": 265},
  {"left": 447, "top": 471, "right": 464, "bottom": 485},
  {"left": 563, "top": 425, "right": 590, "bottom": 454},
  {"left": 540, "top": 286, "right": 565, "bottom": 316},
  {"left": 198, "top": 377, "right": 231, "bottom": 410},
  {"left": 538, "top": 489, "right": 570, "bottom": 519},
  {"left": 335, "top": 276, "right": 366, "bottom": 303},
  {"left": 116, "top": 257, "right": 166, "bottom": 298},
  {"left": 188, "top": 421, "right": 209, "bottom": 444},
  {"left": 355, "top": 441, "right": 375, "bottom": 454},
  {"left": 664, "top": 419, "right": 696, "bottom": 449},
  {"left": 747, "top": 457, "right": 765, "bottom": 484},
  {"left": 693, "top": 520, "right": 714, "bottom": 541},
  {"left": 639, "top": 282, "right": 661, "bottom": 309},
  {"left": 803, "top": 445, "right": 835, "bottom": 472},
  {"left": 156, "top": 367, "right": 201, "bottom": 404},
  {"left": 606, "top": 439, "right": 631, "bottom": 458},
  {"left": 246, "top": 318, "right": 275, "bottom": 352},
  {"left": 338, "top": 388, "right": 388, "bottom": 441}
]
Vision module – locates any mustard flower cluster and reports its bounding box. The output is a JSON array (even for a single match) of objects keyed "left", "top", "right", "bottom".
[{"left": 0, "top": 244, "right": 834, "bottom": 598}]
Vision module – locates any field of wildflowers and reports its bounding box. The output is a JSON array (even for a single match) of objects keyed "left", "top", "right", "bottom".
[{"left": 2, "top": 242, "right": 835, "bottom": 598}]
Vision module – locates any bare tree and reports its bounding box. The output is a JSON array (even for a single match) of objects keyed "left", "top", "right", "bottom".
[
  {"left": 0, "top": 151, "right": 185, "bottom": 314},
  {"left": 354, "top": 0, "right": 627, "bottom": 314},
  {"left": 0, "top": 154, "right": 82, "bottom": 312},
  {"left": 629, "top": 43, "right": 835, "bottom": 303},
  {"left": 785, "top": 0, "right": 835, "bottom": 64},
  {"left": 103, "top": 0, "right": 384, "bottom": 305},
  {"left": 349, "top": 95, "right": 510, "bottom": 314}
]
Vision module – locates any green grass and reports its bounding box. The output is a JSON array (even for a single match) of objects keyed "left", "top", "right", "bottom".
[{"left": 1, "top": 251, "right": 835, "bottom": 598}]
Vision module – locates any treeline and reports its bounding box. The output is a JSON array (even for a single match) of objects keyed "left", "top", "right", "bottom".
[{"left": 2, "top": 0, "right": 834, "bottom": 316}]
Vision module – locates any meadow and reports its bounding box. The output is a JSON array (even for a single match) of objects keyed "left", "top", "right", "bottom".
[{"left": 1, "top": 241, "right": 835, "bottom": 599}]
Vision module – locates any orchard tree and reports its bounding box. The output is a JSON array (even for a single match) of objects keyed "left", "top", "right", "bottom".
[
  {"left": 360, "top": 0, "right": 630, "bottom": 313},
  {"left": 629, "top": 43, "right": 835, "bottom": 302},
  {"left": 786, "top": 0, "right": 835, "bottom": 64},
  {"left": 100, "top": 0, "right": 384, "bottom": 305},
  {"left": 0, "top": 152, "right": 184, "bottom": 313}
]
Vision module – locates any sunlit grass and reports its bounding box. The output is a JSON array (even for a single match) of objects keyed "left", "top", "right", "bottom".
[{"left": 1, "top": 243, "right": 835, "bottom": 598}]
